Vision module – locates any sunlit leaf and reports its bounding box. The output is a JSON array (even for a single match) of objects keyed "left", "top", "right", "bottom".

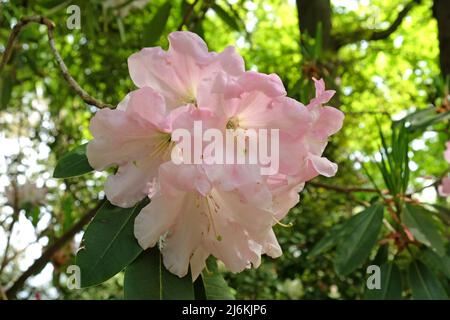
[
  {"left": 334, "top": 204, "right": 384, "bottom": 276},
  {"left": 143, "top": 1, "right": 172, "bottom": 46},
  {"left": 403, "top": 204, "right": 445, "bottom": 256},
  {"left": 53, "top": 143, "right": 93, "bottom": 178}
]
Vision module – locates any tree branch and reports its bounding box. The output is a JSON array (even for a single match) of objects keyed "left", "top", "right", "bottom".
[
  {"left": 177, "top": 0, "right": 200, "bottom": 31},
  {"left": 308, "top": 181, "right": 379, "bottom": 193},
  {"left": 333, "top": 0, "right": 421, "bottom": 50},
  {"left": 0, "top": 181, "right": 20, "bottom": 275},
  {"left": 0, "top": 16, "right": 113, "bottom": 109},
  {"left": 5, "top": 200, "right": 105, "bottom": 299}
]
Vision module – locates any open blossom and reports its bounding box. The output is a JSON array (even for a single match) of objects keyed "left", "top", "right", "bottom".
[
  {"left": 86, "top": 31, "right": 344, "bottom": 279},
  {"left": 438, "top": 141, "right": 450, "bottom": 197}
]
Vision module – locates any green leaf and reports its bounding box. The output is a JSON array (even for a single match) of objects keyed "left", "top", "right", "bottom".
[
  {"left": 403, "top": 204, "right": 445, "bottom": 256},
  {"left": 314, "top": 21, "right": 323, "bottom": 60},
  {"left": 124, "top": 248, "right": 194, "bottom": 300},
  {"left": 372, "top": 244, "right": 389, "bottom": 266},
  {"left": 76, "top": 200, "right": 146, "bottom": 287},
  {"left": 195, "top": 257, "right": 235, "bottom": 300},
  {"left": 211, "top": 3, "right": 240, "bottom": 31},
  {"left": 334, "top": 204, "right": 384, "bottom": 276},
  {"left": 143, "top": 1, "right": 172, "bottom": 46},
  {"left": 365, "top": 263, "right": 402, "bottom": 300},
  {"left": 394, "top": 107, "right": 450, "bottom": 131},
  {"left": 308, "top": 222, "right": 347, "bottom": 257},
  {"left": 53, "top": 143, "right": 93, "bottom": 178},
  {"left": 421, "top": 248, "right": 450, "bottom": 280},
  {"left": 408, "top": 260, "right": 448, "bottom": 300}
]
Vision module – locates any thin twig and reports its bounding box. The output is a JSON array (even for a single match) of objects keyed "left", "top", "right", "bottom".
[
  {"left": 333, "top": 0, "right": 421, "bottom": 49},
  {"left": 0, "top": 16, "right": 113, "bottom": 109},
  {"left": 308, "top": 181, "right": 379, "bottom": 193},
  {"left": 0, "top": 181, "right": 20, "bottom": 275},
  {"left": 5, "top": 200, "right": 105, "bottom": 299},
  {"left": 177, "top": 0, "right": 200, "bottom": 31}
]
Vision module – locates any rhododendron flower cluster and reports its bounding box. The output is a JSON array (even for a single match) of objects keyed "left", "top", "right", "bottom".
[
  {"left": 86, "top": 31, "right": 344, "bottom": 279},
  {"left": 438, "top": 141, "right": 450, "bottom": 197}
]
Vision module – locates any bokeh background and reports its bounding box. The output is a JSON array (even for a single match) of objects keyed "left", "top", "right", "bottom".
[{"left": 0, "top": 0, "right": 449, "bottom": 299}]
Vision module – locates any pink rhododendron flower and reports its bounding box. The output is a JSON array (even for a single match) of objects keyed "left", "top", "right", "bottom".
[
  {"left": 444, "top": 141, "right": 450, "bottom": 163},
  {"left": 438, "top": 141, "right": 450, "bottom": 197},
  {"left": 86, "top": 31, "right": 344, "bottom": 279},
  {"left": 439, "top": 177, "right": 450, "bottom": 197}
]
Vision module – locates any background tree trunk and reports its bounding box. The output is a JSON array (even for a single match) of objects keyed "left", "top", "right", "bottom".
[
  {"left": 296, "top": 0, "right": 333, "bottom": 51},
  {"left": 433, "top": 0, "right": 450, "bottom": 77}
]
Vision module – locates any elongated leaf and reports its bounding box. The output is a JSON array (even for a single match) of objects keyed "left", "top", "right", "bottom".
[
  {"left": 124, "top": 248, "right": 194, "bottom": 300},
  {"left": 421, "top": 248, "right": 450, "bottom": 280},
  {"left": 76, "top": 200, "right": 146, "bottom": 287},
  {"left": 212, "top": 3, "right": 240, "bottom": 31},
  {"left": 334, "top": 205, "right": 384, "bottom": 276},
  {"left": 394, "top": 107, "right": 450, "bottom": 131},
  {"left": 403, "top": 204, "right": 445, "bottom": 256},
  {"left": 408, "top": 260, "right": 448, "bottom": 300},
  {"left": 195, "top": 257, "right": 235, "bottom": 300},
  {"left": 143, "top": 1, "right": 172, "bottom": 46},
  {"left": 365, "top": 263, "right": 402, "bottom": 300},
  {"left": 308, "top": 223, "right": 347, "bottom": 257},
  {"left": 372, "top": 244, "right": 389, "bottom": 266},
  {"left": 53, "top": 143, "right": 93, "bottom": 178}
]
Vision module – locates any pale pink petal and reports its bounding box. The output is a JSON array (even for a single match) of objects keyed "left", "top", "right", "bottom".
[
  {"left": 204, "top": 164, "right": 272, "bottom": 208},
  {"left": 444, "top": 141, "right": 450, "bottom": 163},
  {"left": 126, "top": 87, "right": 169, "bottom": 130},
  {"left": 190, "top": 246, "right": 210, "bottom": 281},
  {"left": 438, "top": 177, "right": 450, "bottom": 197},
  {"left": 168, "top": 31, "right": 210, "bottom": 60},
  {"left": 87, "top": 108, "right": 163, "bottom": 170},
  {"left": 308, "top": 154, "right": 338, "bottom": 178},
  {"left": 263, "top": 229, "right": 282, "bottom": 258},
  {"left": 210, "top": 188, "right": 273, "bottom": 241},
  {"left": 162, "top": 195, "right": 208, "bottom": 277},
  {"left": 216, "top": 46, "right": 245, "bottom": 77},
  {"left": 134, "top": 193, "right": 183, "bottom": 249},
  {"left": 159, "top": 162, "right": 211, "bottom": 196},
  {"left": 104, "top": 161, "right": 159, "bottom": 208},
  {"left": 205, "top": 218, "right": 262, "bottom": 273},
  {"left": 268, "top": 174, "right": 305, "bottom": 220},
  {"left": 128, "top": 47, "right": 187, "bottom": 106},
  {"left": 311, "top": 106, "right": 345, "bottom": 139}
]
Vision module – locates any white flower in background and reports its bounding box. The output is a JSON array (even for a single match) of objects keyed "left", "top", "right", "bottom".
[{"left": 5, "top": 182, "right": 47, "bottom": 207}]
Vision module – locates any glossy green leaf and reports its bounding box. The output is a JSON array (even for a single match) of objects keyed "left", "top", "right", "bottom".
[
  {"left": 194, "top": 257, "right": 235, "bottom": 300},
  {"left": 76, "top": 200, "right": 146, "bottom": 287},
  {"left": 334, "top": 204, "right": 384, "bottom": 276},
  {"left": 143, "top": 1, "right": 172, "bottom": 46},
  {"left": 308, "top": 222, "right": 347, "bottom": 257},
  {"left": 124, "top": 248, "right": 194, "bottom": 300},
  {"left": 421, "top": 248, "right": 450, "bottom": 280},
  {"left": 408, "top": 260, "right": 448, "bottom": 300},
  {"left": 372, "top": 244, "right": 389, "bottom": 266},
  {"left": 53, "top": 143, "right": 93, "bottom": 178},
  {"left": 211, "top": 3, "right": 240, "bottom": 31},
  {"left": 403, "top": 204, "right": 445, "bottom": 256},
  {"left": 365, "top": 263, "right": 402, "bottom": 300}
]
